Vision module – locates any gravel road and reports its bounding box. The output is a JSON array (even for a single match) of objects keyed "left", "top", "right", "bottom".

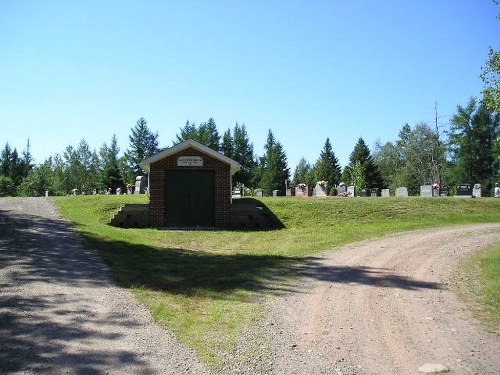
[
  {"left": 236, "top": 223, "right": 500, "bottom": 374},
  {"left": 1, "top": 198, "right": 499, "bottom": 375},
  {"left": 0, "top": 198, "right": 210, "bottom": 375}
]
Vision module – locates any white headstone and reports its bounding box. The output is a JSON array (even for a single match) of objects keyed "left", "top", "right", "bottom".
[
  {"left": 134, "top": 176, "right": 146, "bottom": 194},
  {"left": 347, "top": 185, "right": 355, "bottom": 197},
  {"left": 395, "top": 187, "right": 408, "bottom": 197},
  {"left": 420, "top": 185, "right": 433, "bottom": 197},
  {"left": 473, "top": 183, "right": 482, "bottom": 198},
  {"left": 381, "top": 189, "right": 390, "bottom": 197},
  {"left": 314, "top": 182, "right": 328, "bottom": 197}
]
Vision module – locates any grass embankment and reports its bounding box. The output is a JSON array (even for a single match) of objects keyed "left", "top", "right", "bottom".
[
  {"left": 458, "top": 242, "right": 500, "bottom": 334},
  {"left": 53, "top": 195, "right": 500, "bottom": 366}
]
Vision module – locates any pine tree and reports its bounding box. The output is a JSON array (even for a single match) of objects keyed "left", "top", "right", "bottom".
[
  {"left": 314, "top": 138, "right": 341, "bottom": 190},
  {"left": 345, "top": 138, "right": 384, "bottom": 189},
  {"left": 100, "top": 134, "right": 124, "bottom": 192},
  {"left": 232, "top": 123, "right": 255, "bottom": 187},
  {"left": 198, "top": 118, "right": 220, "bottom": 151},
  {"left": 260, "top": 130, "right": 290, "bottom": 195},
  {"left": 175, "top": 120, "right": 198, "bottom": 144},
  {"left": 221, "top": 129, "right": 234, "bottom": 158},
  {"left": 1, "top": 143, "right": 12, "bottom": 177},
  {"left": 124, "top": 117, "right": 160, "bottom": 183}
]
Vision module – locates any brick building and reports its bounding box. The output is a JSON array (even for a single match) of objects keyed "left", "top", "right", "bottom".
[{"left": 140, "top": 139, "right": 240, "bottom": 228}]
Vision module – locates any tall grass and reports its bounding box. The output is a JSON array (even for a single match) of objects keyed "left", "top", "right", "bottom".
[{"left": 53, "top": 195, "right": 500, "bottom": 366}]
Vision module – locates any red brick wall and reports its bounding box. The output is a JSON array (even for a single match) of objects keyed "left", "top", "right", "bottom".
[{"left": 149, "top": 147, "right": 231, "bottom": 228}]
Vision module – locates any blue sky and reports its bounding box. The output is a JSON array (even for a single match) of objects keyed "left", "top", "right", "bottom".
[{"left": 1, "top": 0, "right": 498, "bottom": 171}]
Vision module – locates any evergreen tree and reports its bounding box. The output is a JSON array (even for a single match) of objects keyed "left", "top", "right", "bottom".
[
  {"left": 175, "top": 118, "right": 220, "bottom": 150},
  {"left": 232, "top": 123, "right": 255, "bottom": 187},
  {"left": 313, "top": 138, "right": 341, "bottom": 190},
  {"left": 260, "top": 130, "right": 290, "bottom": 195},
  {"left": 221, "top": 129, "right": 234, "bottom": 158},
  {"left": 100, "top": 134, "right": 124, "bottom": 192},
  {"left": 124, "top": 117, "right": 160, "bottom": 183},
  {"left": 345, "top": 138, "right": 384, "bottom": 189},
  {"left": 175, "top": 120, "right": 198, "bottom": 144},
  {"left": 1, "top": 143, "right": 12, "bottom": 177},
  {"left": 198, "top": 118, "right": 220, "bottom": 151}
]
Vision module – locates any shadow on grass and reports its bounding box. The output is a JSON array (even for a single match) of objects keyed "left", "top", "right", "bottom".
[
  {"left": 80, "top": 230, "right": 443, "bottom": 300},
  {"left": 230, "top": 197, "right": 285, "bottom": 230}
]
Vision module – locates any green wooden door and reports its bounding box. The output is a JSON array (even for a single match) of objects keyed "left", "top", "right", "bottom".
[{"left": 165, "top": 170, "right": 215, "bottom": 227}]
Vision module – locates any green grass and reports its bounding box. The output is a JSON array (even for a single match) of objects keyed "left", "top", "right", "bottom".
[
  {"left": 52, "top": 195, "right": 500, "bottom": 366},
  {"left": 458, "top": 243, "right": 500, "bottom": 333}
]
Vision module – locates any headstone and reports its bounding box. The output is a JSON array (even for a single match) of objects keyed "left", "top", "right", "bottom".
[
  {"left": 347, "top": 185, "right": 355, "bottom": 197},
  {"left": 45, "top": 190, "right": 49, "bottom": 197},
  {"left": 295, "top": 184, "right": 308, "bottom": 197},
  {"left": 396, "top": 187, "right": 408, "bottom": 197},
  {"left": 286, "top": 188, "right": 292, "bottom": 197},
  {"left": 361, "top": 189, "right": 368, "bottom": 197},
  {"left": 232, "top": 187, "right": 242, "bottom": 198},
  {"left": 420, "top": 185, "right": 433, "bottom": 197},
  {"left": 381, "top": 189, "right": 390, "bottom": 197},
  {"left": 256, "top": 191, "right": 263, "bottom": 197},
  {"left": 456, "top": 184, "right": 472, "bottom": 198},
  {"left": 338, "top": 182, "right": 347, "bottom": 194},
  {"left": 134, "top": 176, "right": 146, "bottom": 194},
  {"left": 272, "top": 190, "right": 278, "bottom": 197},
  {"left": 116, "top": 187, "right": 122, "bottom": 195},
  {"left": 472, "top": 183, "right": 482, "bottom": 198},
  {"left": 370, "top": 188, "right": 380, "bottom": 197},
  {"left": 314, "top": 182, "right": 328, "bottom": 197}
]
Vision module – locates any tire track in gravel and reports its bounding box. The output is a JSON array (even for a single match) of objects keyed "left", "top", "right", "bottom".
[{"left": 264, "top": 224, "right": 500, "bottom": 375}]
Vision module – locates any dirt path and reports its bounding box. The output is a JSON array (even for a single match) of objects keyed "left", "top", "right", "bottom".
[
  {"left": 0, "top": 198, "right": 210, "bottom": 375},
  {"left": 263, "top": 224, "right": 500, "bottom": 374}
]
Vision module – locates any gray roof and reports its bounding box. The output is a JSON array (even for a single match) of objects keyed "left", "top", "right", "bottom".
[{"left": 140, "top": 139, "right": 241, "bottom": 175}]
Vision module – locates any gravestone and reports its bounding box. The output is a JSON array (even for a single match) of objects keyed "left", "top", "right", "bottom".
[
  {"left": 134, "top": 176, "right": 146, "bottom": 194},
  {"left": 256, "top": 191, "right": 263, "bottom": 197},
  {"left": 338, "top": 182, "right": 347, "bottom": 194},
  {"left": 456, "top": 184, "right": 472, "bottom": 198},
  {"left": 272, "top": 190, "right": 278, "bottom": 197},
  {"left": 286, "top": 188, "right": 292, "bottom": 196},
  {"left": 314, "top": 182, "right": 328, "bottom": 197},
  {"left": 420, "top": 185, "right": 433, "bottom": 197},
  {"left": 381, "top": 189, "right": 390, "bottom": 197},
  {"left": 472, "top": 183, "right": 482, "bottom": 198},
  {"left": 347, "top": 185, "right": 355, "bottom": 197},
  {"left": 395, "top": 187, "right": 408, "bottom": 197},
  {"left": 295, "top": 184, "right": 308, "bottom": 197},
  {"left": 370, "top": 188, "right": 380, "bottom": 197}
]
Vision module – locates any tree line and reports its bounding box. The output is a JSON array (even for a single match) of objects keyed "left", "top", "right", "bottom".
[{"left": 1, "top": 94, "right": 498, "bottom": 198}]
